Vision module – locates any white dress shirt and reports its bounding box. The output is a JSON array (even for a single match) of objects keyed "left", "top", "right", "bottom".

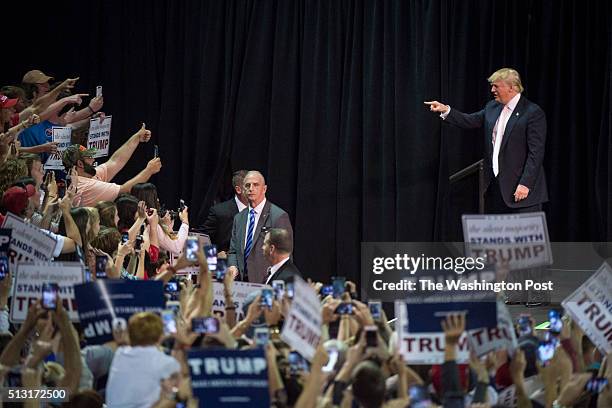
[
  {"left": 244, "top": 198, "right": 267, "bottom": 249},
  {"left": 235, "top": 195, "right": 247, "bottom": 212},
  {"left": 265, "top": 256, "right": 290, "bottom": 284}
]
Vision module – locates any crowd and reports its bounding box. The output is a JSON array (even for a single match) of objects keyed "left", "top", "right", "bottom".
[{"left": 0, "top": 70, "right": 610, "bottom": 408}]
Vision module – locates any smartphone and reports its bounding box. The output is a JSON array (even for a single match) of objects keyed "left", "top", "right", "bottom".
[
  {"left": 204, "top": 244, "right": 217, "bottom": 271},
  {"left": 368, "top": 301, "right": 382, "bottom": 320},
  {"left": 191, "top": 317, "right": 220, "bottom": 334},
  {"left": 166, "top": 300, "right": 181, "bottom": 316},
  {"left": 537, "top": 340, "right": 556, "bottom": 366},
  {"left": 408, "top": 385, "right": 432, "bottom": 408},
  {"left": 121, "top": 232, "right": 129, "bottom": 244},
  {"left": 0, "top": 254, "right": 8, "bottom": 281},
  {"left": 322, "top": 347, "right": 339, "bottom": 373},
  {"left": 165, "top": 281, "right": 179, "bottom": 294},
  {"left": 185, "top": 236, "right": 199, "bottom": 262},
  {"left": 41, "top": 283, "right": 59, "bottom": 310},
  {"left": 95, "top": 255, "right": 108, "bottom": 279},
  {"left": 153, "top": 144, "right": 159, "bottom": 158},
  {"left": 179, "top": 199, "right": 186, "bottom": 212},
  {"left": 548, "top": 310, "right": 562, "bottom": 335},
  {"left": 161, "top": 310, "right": 177, "bottom": 335},
  {"left": 518, "top": 315, "right": 532, "bottom": 336},
  {"left": 585, "top": 377, "right": 609, "bottom": 394},
  {"left": 215, "top": 259, "right": 227, "bottom": 282},
  {"left": 272, "top": 280, "right": 285, "bottom": 300},
  {"left": 320, "top": 285, "right": 333, "bottom": 297},
  {"left": 335, "top": 302, "right": 353, "bottom": 315},
  {"left": 288, "top": 351, "right": 308, "bottom": 374},
  {"left": 365, "top": 325, "right": 378, "bottom": 348},
  {"left": 332, "top": 276, "right": 346, "bottom": 298},
  {"left": 134, "top": 235, "right": 144, "bottom": 251},
  {"left": 260, "top": 289, "right": 274, "bottom": 309},
  {"left": 96, "top": 85, "right": 103, "bottom": 97},
  {"left": 254, "top": 327, "right": 270, "bottom": 346},
  {"left": 112, "top": 317, "right": 128, "bottom": 332},
  {"left": 286, "top": 282, "right": 295, "bottom": 299}
]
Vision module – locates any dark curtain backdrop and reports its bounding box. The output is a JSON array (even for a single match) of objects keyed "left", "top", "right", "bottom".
[{"left": 4, "top": 0, "right": 611, "bottom": 283}]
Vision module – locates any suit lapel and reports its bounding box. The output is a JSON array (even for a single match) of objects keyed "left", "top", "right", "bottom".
[
  {"left": 252, "top": 201, "right": 271, "bottom": 248},
  {"left": 499, "top": 96, "right": 527, "bottom": 153}
]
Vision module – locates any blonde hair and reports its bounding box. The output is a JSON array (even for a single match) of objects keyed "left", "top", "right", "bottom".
[
  {"left": 488, "top": 68, "right": 524, "bottom": 93},
  {"left": 84, "top": 207, "right": 100, "bottom": 242},
  {"left": 128, "top": 312, "right": 163, "bottom": 346}
]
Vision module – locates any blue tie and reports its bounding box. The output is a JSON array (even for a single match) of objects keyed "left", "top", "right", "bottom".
[{"left": 243, "top": 209, "right": 256, "bottom": 276}]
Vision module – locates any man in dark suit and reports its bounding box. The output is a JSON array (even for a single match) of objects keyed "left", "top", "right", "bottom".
[
  {"left": 201, "top": 170, "right": 248, "bottom": 252},
  {"left": 426, "top": 68, "right": 548, "bottom": 213},
  {"left": 262, "top": 228, "right": 301, "bottom": 284},
  {"left": 227, "top": 171, "right": 293, "bottom": 283}
]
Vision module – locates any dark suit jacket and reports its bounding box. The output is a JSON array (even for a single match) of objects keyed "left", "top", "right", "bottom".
[
  {"left": 267, "top": 259, "right": 301, "bottom": 284},
  {"left": 227, "top": 200, "right": 293, "bottom": 283},
  {"left": 201, "top": 198, "right": 239, "bottom": 252},
  {"left": 445, "top": 96, "right": 548, "bottom": 208}
]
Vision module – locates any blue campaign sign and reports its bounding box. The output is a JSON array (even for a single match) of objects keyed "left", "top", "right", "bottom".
[
  {"left": 406, "top": 300, "right": 498, "bottom": 333},
  {"left": 0, "top": 229, "right": 11, "bottom": 279},
  {"left": 188, "top": 348, "right": 270, "bottom": 407},
  {"left": 74, "top": 280, "right": 164, "bottom": 345}
]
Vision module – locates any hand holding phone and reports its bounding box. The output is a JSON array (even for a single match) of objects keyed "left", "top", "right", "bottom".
[
  {"left": 335, "top": 302, "right": 353, "bottom": 315},
  {"left": 185, "top": 236, "right": 200, "bottom": 262},
  {"left": 331, "top": 276, "right": 346, "bottom": 299},
  {"left": 215, "top": 259, "right": 227, "bottom": 282},
  {"left": 95, "top": 255, "right": 108, "bottom": 279},
  {"left": 368, "top": 301, "right": 382, "bottom": 320},
  {"left": 162, "top": 310, "right": 177, "bottom": 335}
]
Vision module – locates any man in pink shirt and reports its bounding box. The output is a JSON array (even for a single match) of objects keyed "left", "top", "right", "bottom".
[{"left": 62, "top": 123, "right": 162, "bottom": 206}]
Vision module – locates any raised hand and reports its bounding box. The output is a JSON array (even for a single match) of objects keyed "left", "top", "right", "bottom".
[{"left": 424, "top": 100, "right": 450, "bottom": 113}]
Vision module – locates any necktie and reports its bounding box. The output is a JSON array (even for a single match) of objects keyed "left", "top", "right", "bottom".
[
  {"left": 243, "top": 209, "right": 256, "bottom": 276},
  {"left": 492, "top": 105, "right": 512, "bottom": 176}
]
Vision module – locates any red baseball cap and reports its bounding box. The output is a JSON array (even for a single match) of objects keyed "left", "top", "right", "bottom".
[
  {"left": 0, "top": 94, "right": 18, "bottom": 109},
  {"left": 2, "top": 185, "right": 36, "bottom": 215}
]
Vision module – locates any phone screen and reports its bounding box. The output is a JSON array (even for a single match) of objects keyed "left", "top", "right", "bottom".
[
  {"left": 41, "top": 283, "right": 59, "bottom": 310},
  {"left": 96, "top": 85, "right": 103, "bottom": 97},
  {"left": 585, "top": 377, "right": 609, "bottom": 394},
  {"left": 0, "top": 255, "right": 8, "bottom": 281},
  {"left": 537, "top": 341, "right": 556, "bottom": 365},
  {"left": 335, "top": 302, "right": 353, "bottom": 315},
  {"left": 203, "top": 244, "right": 217, "bottom": 270},
  {"left": 215, "top": 259, "right": 227, "bottom": 281},
  {"left": 272, "top": 280, "right": 285, "bottom": 300},
  {"left": 518, "top": 316, "right": 532, "bottom": 336},
  {"left": 153, "top": 144, "right": 159, "bottom": 158},
  {"left": 165, "top": 281, "right": 179, "bottom": 293},
  {"left": 332, "top": 277, "right": 346, "bottom": 298},
  {"left": 286, "top": 283, "right": 295, "bottom": 299},
  {"left": 409, "top": 385, "right": 431, "bottom": 408},
  {"left": 260, "top": 289, "right": 274, "bottom": 308},
  {"left": 368, "top": 301, "right": 382, "bottom": 320},
  {"left": 121, "top": 232, "right": 129, "bottom": 244},
  {"left": 162, "top": 310, "right": 177, "bottom": 335},
  {"left": 254, "top": 328, "right": 270, "bottom": 346},
  {"left": 191, "top": 317, "right": 219, "bottom": 334},
  {"left": 185, "top": 237, "right": 200, "bottom": 262},
  {"left": 322, "top": 347, "right": 338, "bottom": 373},
  {"left": 548, "top": 310, "right": 562, "bottom": 334},
  {"left": 289, "top": 351, "right": 308, "bottom": 374},
  {"left": 95, "top": 255, "right": 108, "bottom": 279},
  {"left": 320, "top": 285, "right": 333, "bottom": 296}
]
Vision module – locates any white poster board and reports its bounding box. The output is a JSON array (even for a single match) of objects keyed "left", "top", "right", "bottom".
[
  {"left": 462, "top": 212, "right": 552, "bottom": 269},
  {"left": 281, "top": 276, "right": 322, "bottom": 361},
  {"left": 87, "top": 116, "right": 112, "bottom": 158},
  {"left": 1, "top": 213, "right": 57, "bottom": 271},
  {"left": 44, "top": 126, "right": 72, "bottom": 170},
  {"left": 211, "top": 281, "right": 267, "bottom": 321},
  {"left": 562, "top": 262, "right": 612, "bottom": 354},
  {"left": 10, "top": 262, "right": 85, "bottom": 322}
]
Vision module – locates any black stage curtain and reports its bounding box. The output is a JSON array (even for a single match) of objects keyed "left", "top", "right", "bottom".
[{"left": 5, "top": 0, "right": 611, "bottom": 283}]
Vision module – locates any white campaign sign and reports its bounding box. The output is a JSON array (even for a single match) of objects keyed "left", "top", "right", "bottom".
[
  {"left": 10, "top": 262, "right": 84, "bottom": 322},
  {"left": 468, "top": 301, "right": 518, "bottom": 357},
  {"left": 281, "top": 276, "right": 322, "bottom": 361},
  {"left": 44, "top": 127, "right": 72, "bottom": 170},
  {"left": 211, "top": 281, "right": 266, "bottom": 322},
  {"left": 562, "top": 262, "right": 612, "bottom": 354},
  {"left": 1, "top": 213, "right": 56, "bottom": 271},
  {"left": 462, "top": 212, "right": 552, "bottom": 269},
  {"left": 395, "top": 301, "right": 469, "bottom": 365},
  {"left": 87, "top": 116, "right": 112, "bottom": 158}
]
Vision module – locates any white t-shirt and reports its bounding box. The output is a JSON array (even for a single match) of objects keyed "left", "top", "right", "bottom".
[{"left": 106, "top": 345, "right": 181, "bottom": 408}]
